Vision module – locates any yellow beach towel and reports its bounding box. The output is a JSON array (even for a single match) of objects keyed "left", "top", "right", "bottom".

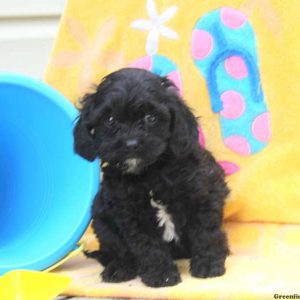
[{"left": 45, "top": 0, "right": 300, "bottom": 298}]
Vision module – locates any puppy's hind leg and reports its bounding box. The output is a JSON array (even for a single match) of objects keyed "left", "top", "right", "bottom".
[
  {"left": 187, "top": 198, "right": 229, "bottom": 278},
  {"left": 189, "top": 225, "right": 228, "bottom": 278},
  {"left": 92, "top": 217, "right": 138, "bottom": 283}
]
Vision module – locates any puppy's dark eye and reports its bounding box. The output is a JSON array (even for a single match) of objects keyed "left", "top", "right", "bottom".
[
  {"left": 145, "top": 114, "right": 157, "bottom": 125},
  {"left": 104, "top": 116, "right": 115, "bottom": 127}
]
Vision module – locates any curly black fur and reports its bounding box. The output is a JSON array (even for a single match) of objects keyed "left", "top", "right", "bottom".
[{"left": 74, "top": 68, "right": 229, "bottom": 287}]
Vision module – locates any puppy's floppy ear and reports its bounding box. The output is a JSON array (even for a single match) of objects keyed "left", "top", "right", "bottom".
[
  {"left": 73, "top": 93, "right": 98, "bottom": 161},
  {"left": 74, "top": 77, "right": 113, "bottom": 161},
  {"left": 162, "top": 77, "right": 199, "bottom": 157}
]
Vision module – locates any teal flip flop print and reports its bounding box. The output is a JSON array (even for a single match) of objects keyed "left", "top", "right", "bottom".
[{"left": 191, "top": 7, "right": 271, "bottom": 156}]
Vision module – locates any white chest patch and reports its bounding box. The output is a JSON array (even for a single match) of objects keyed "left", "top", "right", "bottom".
[
  {"left": 149, "top": 191, "right": 179, "bottom": 243},
  {"left": 123, "top": 158, "right": 142, "bottom": 174}
]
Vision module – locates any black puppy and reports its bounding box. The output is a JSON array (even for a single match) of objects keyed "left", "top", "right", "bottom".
[{"left": 74, "top": 68, "right": 229, "bottom": 287}]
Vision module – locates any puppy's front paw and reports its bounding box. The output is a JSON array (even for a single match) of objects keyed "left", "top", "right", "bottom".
[
  {"left": 191, "top": 256, "right": 225, "bottom": 278},
  {"left": 101, "top": 260, "right": 137, "bottom": 282},
  {"left": 141, "top": 264, "right": 181, "bottom": 287}
]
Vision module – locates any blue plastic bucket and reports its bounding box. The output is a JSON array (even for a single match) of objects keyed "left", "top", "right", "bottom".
[{"left": 0, "top": 74, "right": 99, "bottom": 275}]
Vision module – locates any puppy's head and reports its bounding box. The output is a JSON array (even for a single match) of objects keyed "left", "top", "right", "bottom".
[{"left": 74, "top": 68, "right": 198, "bottom": 174}]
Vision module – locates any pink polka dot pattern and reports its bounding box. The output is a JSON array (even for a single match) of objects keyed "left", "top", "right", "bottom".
[
  {"left": 224, "top": 56, "right": 248, "bottom": 79},
  {"left": 218, "top": 160, "right": 240, "bottom": 176},
  {"left": 198, "top": 126, "right": 206, "bottom": 148},
  {"left": 191, "top": 30, "right": 214, "bottom": 60},
  {"left": 220, "top": 7, "right": 247, "bottom": 29},
  {"left": 129, "top": 56, "right": 152, "bottom": 70},
  {"left": 224, "top": 135, "right": 251, "bottom": 156},
  {"left": 220, "top": 90, "right": 245, "bottom": 119},
  {"left": 252, "top": 112, "right": 271, "bottom": 143},
  {"left": 167, "top": 71, "right": 183, "bottom": 95}
]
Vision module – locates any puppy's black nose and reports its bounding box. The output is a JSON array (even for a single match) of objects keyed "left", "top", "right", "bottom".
[{"left": 125, "top": 139, "right": 139, "bottom": 150}]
